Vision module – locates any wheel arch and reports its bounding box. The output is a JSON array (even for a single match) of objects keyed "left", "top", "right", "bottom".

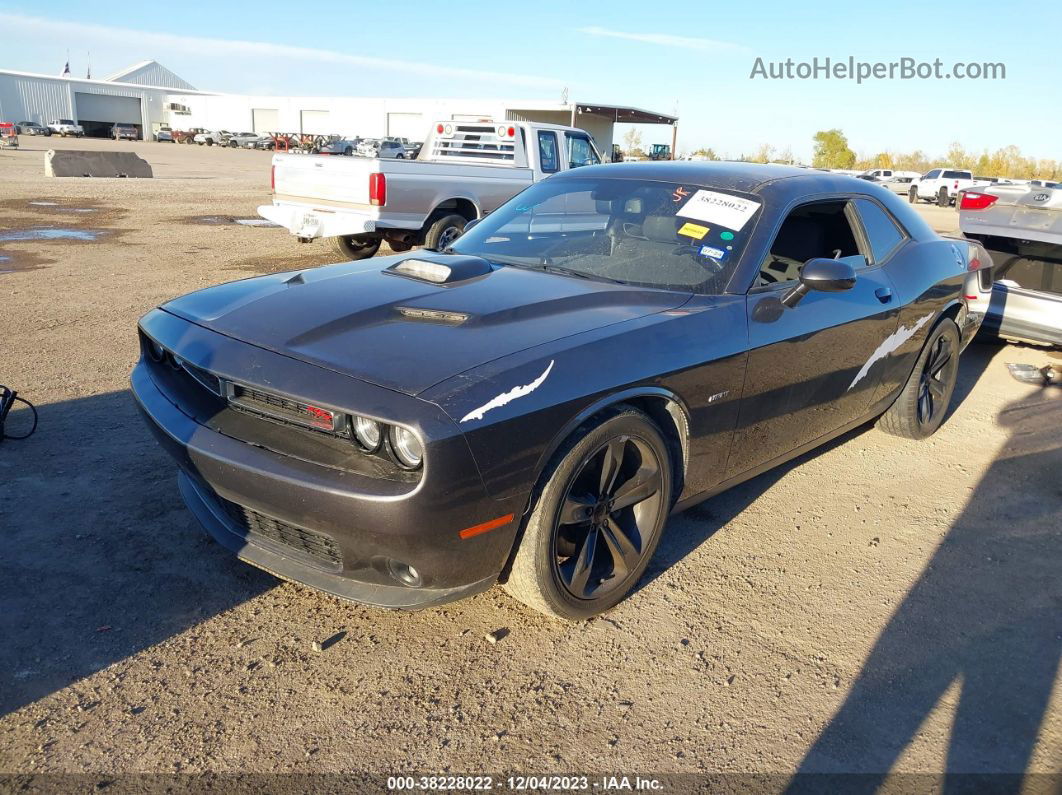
[
  {"left": 497, "top": 387, "right": 691, "bottom": 584},
  {"left": 427, "top": 197, "right": 481, "bottom": 225},
  {"left": 527, "top": 387, "right": 691, "bottom": 516}
]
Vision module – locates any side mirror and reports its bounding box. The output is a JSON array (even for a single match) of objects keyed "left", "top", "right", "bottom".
[{"left": 781, "top": 258, "right": 857, "bottom": 308}]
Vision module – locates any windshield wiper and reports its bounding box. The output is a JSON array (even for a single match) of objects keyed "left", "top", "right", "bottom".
[{"left": 538, "top": 263, "right": 623, "bottom": 284}]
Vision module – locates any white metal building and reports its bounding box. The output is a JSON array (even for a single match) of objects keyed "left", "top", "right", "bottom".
[{"left": 0, "top": 61, "right": 676, "bottom": 153}]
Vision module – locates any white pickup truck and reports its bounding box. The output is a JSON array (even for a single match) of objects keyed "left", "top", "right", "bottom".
[
  {"left": 908, "top": 168, "right": 990, "bottom": 207},
  {"left": 47, "top": 119, "right": 84, "bottom": 137},
  {"left": 259, "top": 120, "right": 603, "bottom": 259}
]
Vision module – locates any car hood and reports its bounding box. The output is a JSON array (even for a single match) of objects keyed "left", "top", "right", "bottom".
[{"left": 161, "top": 254, "right": 689, "bottom": 396}]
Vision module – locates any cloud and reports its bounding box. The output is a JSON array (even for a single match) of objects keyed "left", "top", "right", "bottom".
[
  {"left": 0, "top": 13, "right": 565, "bottom": 90},
  {"left": 580, "top": 26, "right": 749, "bottom": 53}
]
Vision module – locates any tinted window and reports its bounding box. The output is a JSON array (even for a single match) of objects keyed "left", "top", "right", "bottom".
[
  {"left": 942, "top": 170, "right": 971, "bottom": 179},
  {"left": 538, "top": 131, "right": 559, "bottom": 173},
  {"left": 756, "top": 201, "right": 865, "bottom": 287},
  {"left": 924, "top": 169, "right": 941, "bottom": 179},
  {"left": 855, "top": 199, "right": 906, "bottom": 262}
]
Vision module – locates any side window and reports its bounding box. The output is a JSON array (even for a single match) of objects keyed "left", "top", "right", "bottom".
[
  {"left": 565, "top": 133, "right": 600, "bottom": 169},
  {"left": 756, "top": 201, "right": 866, "bottom": 287},
  {"left": 538, "top": 131, "right": 559, "bottom": 174},
  {"left": 924, "top": 169, "right": 941, "bottom": 179},
  {"left": 854, "top": 199, "right": 906, "bottom": 263}
]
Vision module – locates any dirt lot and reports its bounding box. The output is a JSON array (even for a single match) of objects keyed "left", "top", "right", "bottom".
[{"left": 1, "top": 137, "right": 1059, "bottom": 785}]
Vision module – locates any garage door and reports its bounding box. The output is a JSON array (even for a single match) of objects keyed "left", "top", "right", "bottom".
[
  {"left": 387, "top": 113, "right": 425, "bottom": 141},
  {"left": 300, "top": 110, "right": 330, "bottom": 135},
  {"left": 75, "top": 92, "right": 142, "bottom": 138},
  {"left": 252, "top": 108, "right": 280, "bottom": 134}
]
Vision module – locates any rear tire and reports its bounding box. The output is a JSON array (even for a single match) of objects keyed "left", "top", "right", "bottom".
[
  {"left": 908, "top": 187, "right": 917, "bottom": 203},
  {"left": 423, "top": 214, "right": 467, "bottom": 252},
  {"left": 937, "top": 187, "right": 949, "bottom": 207},
  {"left": 878, "top": 319, "right": 960, "bottom": 440},
  {"left": 503, "top": 406, "right": 673, "bottom": 620},
  {"left": 330, "top": 234, "right": 381, "bottom": 261}
]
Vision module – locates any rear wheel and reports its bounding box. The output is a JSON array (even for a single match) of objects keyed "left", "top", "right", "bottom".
[
  {"left": 908, "top": 187, "right": 917, "bottom": 203},
  {"left": 330, "top": 234, "right": 381, "bottom": 261},
  {"left": 504, "top": 407, "right": 673, "bottom": 620},
  {"left": 937, "top": 187, "right": 950, "bottom": 207},
  {"left": 424, "top": 214, "right": 467, "bottom": 252},
  {"left": 878, "top": 319, "right": 960, "bottom": 440}
]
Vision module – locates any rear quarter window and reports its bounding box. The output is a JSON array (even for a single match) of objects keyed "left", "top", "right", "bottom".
[{"left": 855, "top": 199, "right": 906, "bottom": 263}]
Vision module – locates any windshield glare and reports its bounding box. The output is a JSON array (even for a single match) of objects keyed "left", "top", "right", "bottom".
[{"left": 449, "top": 178, "right": 761, "bottom": 294}]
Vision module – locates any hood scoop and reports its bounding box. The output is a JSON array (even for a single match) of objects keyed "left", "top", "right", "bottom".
[{"left": 385, "top": 255, "right": 492, "bottom": 285}]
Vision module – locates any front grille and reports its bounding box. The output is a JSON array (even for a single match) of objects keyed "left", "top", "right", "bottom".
[
  {"left": 229, "top": 385, "right": 347, "bottom": 437},
  {"left": 221, "top": 499, "right": 342, "bottom": 569}
]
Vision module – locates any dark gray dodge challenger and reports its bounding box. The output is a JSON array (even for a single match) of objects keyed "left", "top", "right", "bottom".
[{"left": 132, "top": 162, "right": 991, "bottom": 619}]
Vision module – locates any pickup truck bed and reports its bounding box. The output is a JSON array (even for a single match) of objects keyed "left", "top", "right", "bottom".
[{"left": 260, "top": 120, "right": 603, "bottom": 259}]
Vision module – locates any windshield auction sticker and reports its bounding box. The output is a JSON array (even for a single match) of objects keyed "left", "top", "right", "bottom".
[{"left": 677, "top": 190, "right": 761, "bottom": 230}]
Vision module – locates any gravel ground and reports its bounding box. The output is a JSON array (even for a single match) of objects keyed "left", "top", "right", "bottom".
[{"left": 1, "top": 138, "right": 1059, "bottom": 785}]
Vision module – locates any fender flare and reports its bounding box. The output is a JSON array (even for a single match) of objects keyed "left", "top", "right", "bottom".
[{"left": 526, "top": 386, "right": 693, "bottom": 514}]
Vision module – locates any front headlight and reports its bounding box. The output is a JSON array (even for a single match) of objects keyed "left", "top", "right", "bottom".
[
  {"left": 389, "top": 426, "right": 424, "bottom": 469},
  {"left": 352, "top": 415, "right": 382, "bottom": 451}
]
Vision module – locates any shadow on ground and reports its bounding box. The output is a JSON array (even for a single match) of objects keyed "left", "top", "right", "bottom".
[
  {"left": 790, "top": 370, "right": 1062, "bottom": 786},
  {"left": 0, "top": 390, "right": 275, "bottom": 716}
]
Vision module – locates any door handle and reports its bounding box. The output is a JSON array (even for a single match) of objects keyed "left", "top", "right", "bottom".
[{"left": 875, "top": 287, "right": 893, "bottom": 304}]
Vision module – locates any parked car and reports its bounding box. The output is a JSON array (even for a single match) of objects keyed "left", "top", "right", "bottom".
[
  {"left": 960, "top": 184, "right": 1062, "bottom": 346},
  {"left": 355, "top": 138, "right": 381, "bottom": 157},
  {"left": 226, "top": 132, "right": 260, "bottom": 148},
  {"left": 110, "top": 124, "right": 139, "bottom": 140},
  {"left": 262, "top": 120, "right": 604, "bottom": 259},
  {"left": 135, "top": 163, "right": 991, "bottom": 618},
  {"left": 16, "top": 121, "right": 51, "bottom": 136},
  {"left": 318, "top": 137, "right": 362, "bottom": 156},
  {"left": 47, "top": 119, "right": 83, "bottom": 137},
  {"left": 909, "top": 168, "right": 990, "bottom": 207},
  {"left": 155, "top": 126, "right": 174, "bottom": 143},
  {"left": 193, "top": 130, "right": 230, "bottom": 146}
]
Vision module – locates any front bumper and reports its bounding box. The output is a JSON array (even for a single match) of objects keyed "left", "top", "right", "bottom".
[{"left": 131, "top": 309, "right": 523, "bottom": 609}]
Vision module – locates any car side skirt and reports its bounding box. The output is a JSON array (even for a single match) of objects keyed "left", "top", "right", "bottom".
[{"left": 672, "top": 390, "right": 898, "bottom": 515}]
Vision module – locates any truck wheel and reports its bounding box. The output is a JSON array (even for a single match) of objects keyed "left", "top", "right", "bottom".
[
  {"left": 229, "top": 140, "right": 238, "bottom": 147},
  {"left": 937, "top": 188, "right": 949, "bottom": 207},
  {"left": 424, "top": 214, "right": 467, "bottom": 252},
  {"left": 343, "top": 146, "right": 353, "bottom": 155},
  {"left": 331, "top": 234, "right": 382, "bottom": 261},
  {"left": 908, "top": 187, "right": 917, "bottom": 203}
]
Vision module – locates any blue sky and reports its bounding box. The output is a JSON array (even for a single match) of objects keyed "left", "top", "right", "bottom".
[{"left": 1, "top": 1, "right": 1058, "bottom": 161}]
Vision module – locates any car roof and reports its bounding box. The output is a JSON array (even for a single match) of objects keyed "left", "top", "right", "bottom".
[{"left": 557, "top": 160, "right": 881, "bottom": 197}]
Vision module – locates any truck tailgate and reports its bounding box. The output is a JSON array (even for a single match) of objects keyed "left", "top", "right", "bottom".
[{"left": 273, "top": 154, "right": 375, "bottom": 205}]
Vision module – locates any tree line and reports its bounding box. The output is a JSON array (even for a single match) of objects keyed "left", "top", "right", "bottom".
[{"left": 677, "top": 129, "right": 1059, "bottom": 180}]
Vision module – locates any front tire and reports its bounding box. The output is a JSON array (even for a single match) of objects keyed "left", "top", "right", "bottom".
[
  {"left": 330, "top": 234, "right": 381, "bottom": 260},
  {"left": 878, "top": 319, "right": 960, "bottom": 440},
  {"left": 504, "top": 407, "right": 673, "bottom": 620}
]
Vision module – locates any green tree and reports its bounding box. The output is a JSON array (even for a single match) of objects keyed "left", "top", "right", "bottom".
[
  {"left": 690, "top": 147, "right": 719, "bottom": 160},
  {"left": 811, "top": 129, "right": 856, "bottom": 169}
]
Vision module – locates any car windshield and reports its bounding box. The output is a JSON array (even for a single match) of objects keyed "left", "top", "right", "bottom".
[{"left": 449, "top": 177, "right": 762, "bottom": 294}]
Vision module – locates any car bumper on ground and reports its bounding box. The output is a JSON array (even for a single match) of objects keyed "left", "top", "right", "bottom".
[{"left": 130, "top": 309, "right": 523, "bottom": 609}]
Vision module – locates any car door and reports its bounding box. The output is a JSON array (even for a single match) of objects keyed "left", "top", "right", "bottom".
[
  {"left": 920, "top": 169, "right": 942, "bottom": 198},
  {"left": 725, "top": 198, "right": 901, "bottom": 477}
]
